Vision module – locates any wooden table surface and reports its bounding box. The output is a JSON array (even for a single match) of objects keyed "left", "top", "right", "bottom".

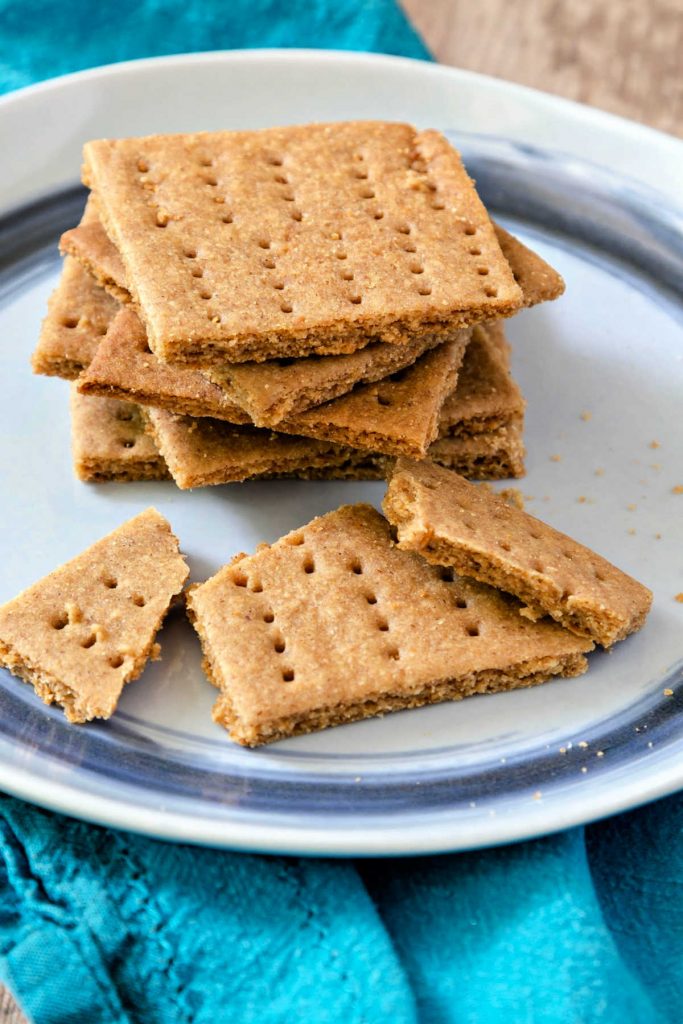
[
  {"left": 401, "top": 0, "right": 683, "bottom": 137},
  {"left": 1, "top": 4, "right": 681, "bottom": 1020}
]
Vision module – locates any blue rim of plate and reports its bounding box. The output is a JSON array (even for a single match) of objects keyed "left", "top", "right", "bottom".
[{"left": 0, "top": 129, "right": 682, "bottom": 856}]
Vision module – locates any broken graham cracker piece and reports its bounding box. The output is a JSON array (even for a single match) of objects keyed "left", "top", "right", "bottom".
[
  {"left": 31, "top": 258, "right": 117, "bottom": 379},
  {"left": 429, "top": 419, "right": 525, "bottom": 480},
  {"left": 78, "top": 307, "right": 251, "bottom": 424},
  {"left": 279, "top": 335, "right": 467, "bottom": 457},
  {"left": 144, "top": 408, "right": 385, "bottom": 489},
  {"left": 205, "top": 331, "right": 459, "bottom": 427},
  {"left": 186, "top": 504, "right": 592, "bottom": 746},
  {"left": 0, "top": 509, "right": 188, "bottom": 722},
  {"left": 70, "top": 387, "right": 169, "bottom": 482},
  {"left": 493, "top": 225, "right": 565, "bottom": 306},
  {"left": 83, "top": 122, "right": 522, "bottom": 365},
  {"left": 60, "top": 196, "right": 130, "bottom": 304},
  {"left": 384, "top": 459, "right": 653, "bottom": 647},
  {"left": 439, "top": 322, "right": 525, "bottom": 438}
]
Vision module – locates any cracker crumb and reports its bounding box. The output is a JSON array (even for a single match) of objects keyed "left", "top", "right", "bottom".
[
  {"left": 673, "top": 485, "right": 683, "bottom": 494},
  {"left": 627, "top": 503, "right": 637, "bottom": 511},
  {"left": 559, "top": 746, "right": 567, "bottom": 754},
  {"left": 649, "top": 440, "right": 661, "bottom": 449},
  {"left": 532, "top": 791, "right": 542, "bottom": 800},
  {"left": 650, "top": 464, "right": 661, "bottom": 471},
  {"left": 550, "top": 454, "right": 562, "bottom": 462},
  {"left": 628, "top": 528, "right": 636, "bottom": 536},
  {"left": 655, "top": 533, "right": 662, "bottom": 540},
  {"left": 596, "top": 750, "right": 604, "bottom": 758},
  {"left": 664, "top": 688, "right": 674, "bottom": 696},
  {"left": 580, "top": 411, "right": 592, "bottom": 422},
  {"left": 499, "top": 487, "right": 524, "bottom": 510},
  {"left": 578, "top": 740, "right": 588, "bottom": 748},
  {"left": 675, "top": 594, "right": 683, "bottom": 604},
  {"left": 595, "top": 468, "right": 605, "bottom": 477}
]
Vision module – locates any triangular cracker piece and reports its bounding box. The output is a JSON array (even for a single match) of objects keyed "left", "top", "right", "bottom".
[
  {"left": 82, "top": 123, "right": 523, "bottom": 365},
  {"left": 31, "top": 258, "right": 117, "bottom": 379},
  {"left": 0, "top": 509, "right": 189, "bottom": 722},
  {"left": 279, "top": 337, "right": 466, "bottom": 457},
  {"left": 439, "top": 323, "right": 525, "bottom": 437},
  {"left": 144, "top": 409, "right": 385, "bottom": 489},
  {"left": 384, "top": 459, "right": 652, "bottom": 647},
  {"left": 493, "top": 225, "right": 564, "bottom": 307},
  {"left": 70, "top": 387, "right": 169, "bottom": 482},
  {"left": 186, "top": 504, "right": 592, "bottom": 746}
]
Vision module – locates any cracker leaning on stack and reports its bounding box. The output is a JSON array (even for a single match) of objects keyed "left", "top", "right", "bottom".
[{"left": 32, "top": 122, "right": 564, "bottom": 484}]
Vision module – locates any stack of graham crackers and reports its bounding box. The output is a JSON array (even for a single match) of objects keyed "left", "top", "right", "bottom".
[{"left": 32, "top": 121, "right": 565, "bottom": 487}]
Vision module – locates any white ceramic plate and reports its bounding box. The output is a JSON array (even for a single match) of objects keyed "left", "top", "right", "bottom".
[{"left": 0, "top": 50, "right": 682, "bottom": 856}]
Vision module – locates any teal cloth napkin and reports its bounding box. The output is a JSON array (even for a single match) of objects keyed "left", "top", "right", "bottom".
[{"left": 0, "top": 2, "right": 681, "bottom": 1022}]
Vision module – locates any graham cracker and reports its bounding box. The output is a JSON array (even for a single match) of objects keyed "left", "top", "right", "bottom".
[
  {"left": 186, "top": 504, "right": 592, "bottom": 746},
  {"left": 31, "top": 258, "right": 117, "bottom": 379},
  {"left": 0, "top": 508, "right": 188, "bottom": 722},
  {"left": 493, "top": 225, "right": 565, "bottom": 307},
  {"left": 82, "top": 122, "right": 522, "bottom": 365},
  {"left": 384, "top": 460, "right": 653, "bottom": 647},
  {"left": 82, "top": 316, "right": 467, "bottom": 458},
  {"left": 78, "top": 307, "right": 251, "bottom": 424},
  {"left": 60, "top": 196, "right": 130, "bottom": 305},
  {"left": 280, "top": 337, "right": 467, "bottom": 457},
  {"left": 439, "top": 322, "right": 525, "bottom": 437},
  {"left": 70, "top": 386, "right": 169, "bottom": 482},
  {"left": 429, "top": 419, "right": 525, "bottom": 480},
  {"left": 62, "top": 212, "right": 559, "bottom": 421},
  {"left": 144, "top": 409, "right": 385, "bottom": 490},
  {"left": 204, "top": 331, "right": 453, "bottom": 427}
]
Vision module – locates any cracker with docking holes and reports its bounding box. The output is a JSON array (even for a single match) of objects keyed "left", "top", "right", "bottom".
[
  {"left": 70, "top": 387, "right": 170, "bottom": 482},
  {"left": 31, "top": 258, "right": 117, "bottom": 379},
  {"left": 144, "top": 409, "right": 386, "bottom": 489},
  {"left": 279, "top": 337, "right": 467, "bottom": 457},
  {"left": 0, "top": 509, "right": 188, "bottom": 722},
  {"left": 82, "top": 122, "right": 522, "bottom": 365},
  {"left": 78, "top": 307, "right": 251, "bottom": 423},
  {"left": 84, "top": 321, "right": 467, "bottom": 458},
  {"left": 186, "top": 504, "right": 592, "bottom": 746},
  {"left": 383, "top": 459, "right": 653, "bottom": 647}
]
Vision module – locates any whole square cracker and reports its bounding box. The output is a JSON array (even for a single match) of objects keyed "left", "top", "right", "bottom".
[
  {"left": 143, "top": 409, "right": 386, "bottom": 489},
  {"left": 70, "top": 386, "right": 170, "bottom": 482},
  {"left": 383, "top": 459, "right": 653, "bottom": 647},
  {"left": 31, "top": 257, "right": 117, "bottom": 379},
  {"left": 186, "top": 504, "right": 592, "bottom": 746},
  {"left": 0, "top": 508, "right": 188, "bottom": 722},
  {"left": 82, "top": 122, "right": 523, "bottom": 365}
]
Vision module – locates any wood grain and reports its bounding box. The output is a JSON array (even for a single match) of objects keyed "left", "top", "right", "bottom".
[{"left": 400, "top": 0, "right": 683, "bottom": 137}]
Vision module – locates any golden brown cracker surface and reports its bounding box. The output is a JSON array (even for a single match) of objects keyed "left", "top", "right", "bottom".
[
  {"left": 384, "top": 459, "right": 652, "bottom": 647},
  {"left": 0, "top": 508, "right": 188, "bottom": 722},
  {"left": 70, "top": 386, "right": 169, "bottom": 482},
  {"left": 186, "top": 504, "right": 592, "bottom": 746},
  {"left": 83, "top": 122, "right": 522, "bottom": 364}
]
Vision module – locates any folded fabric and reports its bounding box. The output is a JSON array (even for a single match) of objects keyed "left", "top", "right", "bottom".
[
  {"left": 0, "top": 0, "right": 429, "bottom": 95},
  {"left": 1, "top": 792, "right": 681, "bottom": 1023}
]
